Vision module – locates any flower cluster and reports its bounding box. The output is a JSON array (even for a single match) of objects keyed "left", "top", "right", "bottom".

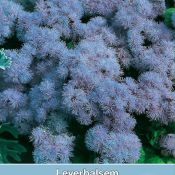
[{"left": 0, "top": 0, "right": 175, "bottom": 163}]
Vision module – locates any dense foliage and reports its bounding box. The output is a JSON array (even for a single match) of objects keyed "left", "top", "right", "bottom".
[{"left": 0, "top": 0, "right": 175, "bottom": 163}]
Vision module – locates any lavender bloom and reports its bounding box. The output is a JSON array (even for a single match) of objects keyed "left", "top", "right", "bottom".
[
  {"left": 3, "top": 50, "right": 33, "bottom": 84},
  {"left": 160, "top": 134, "right": 175, "bottom": 158},
  {"left": 86, "top": 125, "right": 141, "bottom": 163},
  {"left": 151, "top": 0, "right": 166, "bottom": 17},
  {"left": 35, "top": 0, "right": 84, "bottom": 38},
  {"left": 17, "top": 11, "right": 43, "bottom": 41},
  {"left": 45, "top": 113, "right": 68, "bottom": 135},
  {"left": 0, "top": 0, "right": 22, "bottom": 44},
  {"left": 61, "top": 38, "right": 123, "bottom": 126},
  {"left": 80, "top": 0, "right": 118, "bottom": 17},
  {"left": 135, "top": 72, "right": 175, "bottom": 123},
  {"left": 13, "top": 110, "right": 34, "bottom": 134},
  {"left": 0, "top": 89, "right": 27, "bottom": 109},
  {"left": 32, "top": 127, "right": 75, "bottom": 163},
  {"left": 29, "top": 79, "right": 59, "bottom": 124},
  {"left": 114, "top": 0, "right": 153, "bottom": 29}
]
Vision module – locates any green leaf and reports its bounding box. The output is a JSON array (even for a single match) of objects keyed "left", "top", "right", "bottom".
[
  {"left": 0, "top": 154, "right": 3, "bottom": 163},
  {"left": 137, "top": 148, "right": 146, "bottom": 163},
  {"left": 162, "top": 156, "right": 175, "bottom": 164},
  {"left": 0, "top": 123, "right": 19, "bottom": 138},
  {"left": 146, "top": 156, "right": 165, "bottom": 164},
  {"left": 0, "top": 124, "right": 26, "bottom": 163},
  {"left": 147, "top": 129, "right": 167, "bottom": 148},
  {"left": 66, "top": 41, "right": 75, "bottom": 49},
  {"left": 166, "top": 160, "right": 175, "bottom": 164},
  {"left": 0, "top": 49, "right": 12, "bottom": 70},
  {"left": 168, "top": 122, "right": 175, "bottom": 133},
  {"left": 164, "top": 8, "right": 175, "bottom": 28}
]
